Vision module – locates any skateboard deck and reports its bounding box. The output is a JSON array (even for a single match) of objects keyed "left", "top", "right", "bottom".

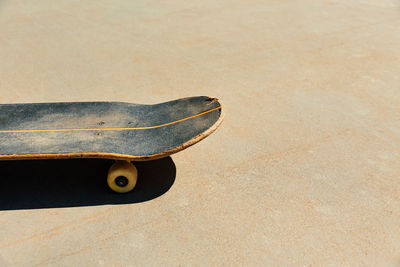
[
  {"left": 0, "top": 96, "right": 223, "bottom": 193},
  {"left": 0, "top": 96, "right": 223, "bottom": 161}
]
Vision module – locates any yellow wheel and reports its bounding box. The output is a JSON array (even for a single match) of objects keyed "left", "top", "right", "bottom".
[{"left": 107, "top": 161, "right": 138, "bottom": 193}]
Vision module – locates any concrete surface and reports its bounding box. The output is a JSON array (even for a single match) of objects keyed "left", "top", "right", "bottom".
[{"left": 0, "top": 0, "right": 399, "bottom": 265}]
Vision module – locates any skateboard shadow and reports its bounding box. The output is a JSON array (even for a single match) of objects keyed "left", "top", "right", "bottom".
[{"left": 0, "top": 157, "right": 176, "bottom": 210}]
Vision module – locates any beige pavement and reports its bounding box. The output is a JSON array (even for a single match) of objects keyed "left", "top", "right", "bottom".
[{"left": 0, "top": 0, "right": 399, "bottom": 265}]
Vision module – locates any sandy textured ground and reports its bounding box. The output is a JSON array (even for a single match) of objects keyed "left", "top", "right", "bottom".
[{"left": 0, "top": 0, "right": 399, "bottom": 266}]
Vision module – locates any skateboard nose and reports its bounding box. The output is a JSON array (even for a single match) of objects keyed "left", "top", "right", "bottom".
[{"left": 206, "top": 97, "right": 218, "bottom": 105}]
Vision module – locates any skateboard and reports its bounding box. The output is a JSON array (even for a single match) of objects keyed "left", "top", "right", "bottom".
[{"left": 0, "top": 96, "right": 223, "bottom": 193}]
